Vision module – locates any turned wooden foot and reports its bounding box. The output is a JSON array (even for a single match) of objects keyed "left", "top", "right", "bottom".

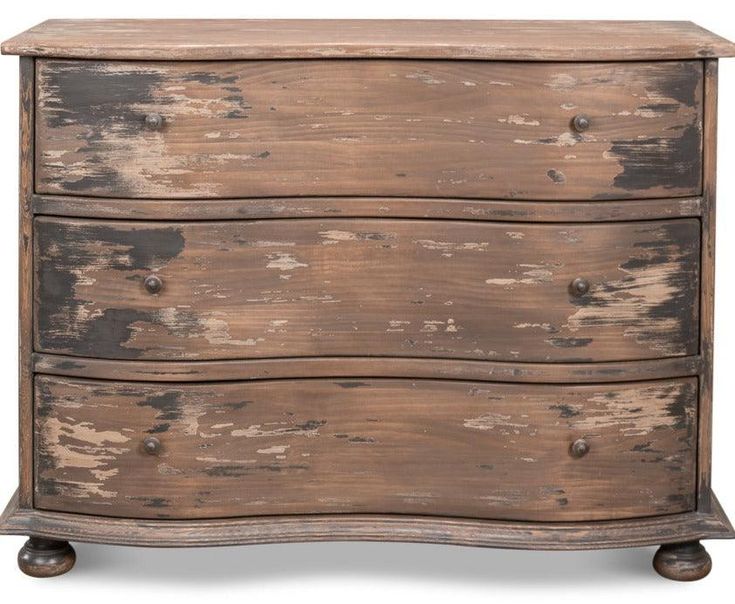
[
  {"left": 653, "top": 541, "right": 712, "bottom": 581},
  {"left": 17, "top": 538, "right": 75, "bottom": 578}
]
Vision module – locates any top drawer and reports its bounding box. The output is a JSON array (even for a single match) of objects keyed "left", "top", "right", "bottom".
[{"left": 35, "top": 60, "right": 702, "bottom": 200}]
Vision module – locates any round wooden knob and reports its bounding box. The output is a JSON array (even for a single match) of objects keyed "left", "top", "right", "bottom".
[
  {"left": 143, "top": 274, "right": 163, "bottom": 294},
  {"left": 572, "top": 114, "right": 590, "bottom": 132},
  {"left": 569, "top": 277, "right": 590, "bottom": 297},
  {"left": 570, "top": 438, "right": 590, "bottom": 458},
  {"left": 143, "top": 436, "right": 161, "bottom": 455},
  {"left": 144, "top": 113, "right": 164, "bottom": 130}
]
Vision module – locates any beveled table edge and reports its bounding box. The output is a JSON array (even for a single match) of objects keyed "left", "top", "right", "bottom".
[
  {"left": 1, "top": 489, "right": 732, "bottom": 550},
  {"left": 3, "top": 19, "right": 735, "bottom": 60}
]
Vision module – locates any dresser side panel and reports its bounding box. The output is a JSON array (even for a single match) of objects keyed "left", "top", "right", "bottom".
[
  {"left": 18, "top": 57, "right": 34, "bottom": 508},
  {"left": 699, "top": 59, "right": 718, "bottom": 511}
]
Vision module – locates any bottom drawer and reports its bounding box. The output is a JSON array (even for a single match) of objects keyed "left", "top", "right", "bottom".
[{"left": 34, "top": 376, "right": 697, "bottom": 521}]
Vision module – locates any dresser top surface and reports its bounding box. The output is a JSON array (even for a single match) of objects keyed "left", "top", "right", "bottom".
[{"left": 2, "top": 19, "right": 734, "bottom": 61}]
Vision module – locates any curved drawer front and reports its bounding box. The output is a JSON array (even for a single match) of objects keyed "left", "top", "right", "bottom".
[
  {"left": 34, "top": 217, "right": 700, "bottom": 362},
  {"left": 36, "top": 59, "right": 702, "bottom": 200},
  {"left": 34, "top": 376, "right": 697, "bottom": 521}
]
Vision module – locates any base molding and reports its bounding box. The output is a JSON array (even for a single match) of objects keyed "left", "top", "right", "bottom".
[{"left": 1, "top": 489, "right": 732, "bottom": 550}]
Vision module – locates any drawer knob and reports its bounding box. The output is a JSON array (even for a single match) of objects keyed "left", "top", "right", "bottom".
[
  {"left": 143, "top": 436, "right": 161, "bottom": 455},
  {"left": 570, "top": 438, "right": 590, "bottom": 458},
  {"left": 569, "top": 277, "right": 590, "bottom": 297},
  {"left": 571, "top": 114, "right": 591, "bottom": 132},
  {"left": 144, "top": 274, "right": 163, "bottom": 294},
  {"left": 144, "top": 113, "right": 164, "bottom": 131}
]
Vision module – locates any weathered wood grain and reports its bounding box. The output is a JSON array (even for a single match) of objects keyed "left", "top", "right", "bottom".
[
  {"left": 34, "top": 376, "right": 697, "bottom": 521},
  {"left": 30, "top": 194, "right": 704, "bottom": 222},
  {"left": 31, "top": 353, "right": 702, "bottom": 384},
  {"left": 2, "top": 17, "right": 735, "bottom": 580},
  {"left": 3, "top": 20, "right": 735, "bottom": 61},
  {"left": 18, "top": 58, "right": 34, "bottom": 508},
  {"left": 34, "top": 217, "right": 700, "bottom": 362},
  {"left": 2, "top": 488, "right": 733, "bottom": 550},
  {"left": 653, "top": 540, "right": 713, "bottom": 581},
  {"left": 698, "top": 60, "right": 718, "bottom": 512},
  {"left": 3, "top": 18, "right": 734, "bottom": 575},
  {"left": 35, "top": 60, "right": 703, "bottom": 200}
]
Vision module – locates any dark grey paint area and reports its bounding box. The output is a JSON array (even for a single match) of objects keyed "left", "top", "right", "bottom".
[
  {"left": 35, "top": 219, "right": 185, "bottom": 359},
  {"left": 610, "top": 124, "right": 702, "bottom": 192}
]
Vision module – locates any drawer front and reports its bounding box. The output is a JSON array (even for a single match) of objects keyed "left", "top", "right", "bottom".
[
  {"left": 34, "top": 376, "right": 697, "bottom": 521},
  {"left": 36, "top": 60, "right": 702, "bottom": 200},
  {"left": 35, "top": 217, "right": 700, "bottom": 362}
]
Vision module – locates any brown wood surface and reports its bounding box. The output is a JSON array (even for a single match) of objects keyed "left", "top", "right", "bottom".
[
  {"left": 35, "top": 217, "right": 700, "bottom": 363},
  {"left": 35, "top": 60, "right": 703, "bottom": 200},
  {"left": 2, "top": 488, "right": 732, "bottom": 550},
  {"left": 32, "top": 353, "right": 702, "bottom": 385},
  {"left": 30, "top": 194, "right": 703, "bottom": 222},
  {"left": 18, "top": 58, "right": 34, "bottom": 508},
  {"left": 3, "top": 20, "right": 735, "bottom": 61},
  {"left": 698, "top": 60, "right": 718, "bottom": 511},
  {"left": 3, "top": 20, "right": 733, "bottom": 559},
  {"left": 34, "top": 376, "right": 697, "bottom": 521},
  {"left": 653, "top": 541, "right": 713, "bottom": 581}
]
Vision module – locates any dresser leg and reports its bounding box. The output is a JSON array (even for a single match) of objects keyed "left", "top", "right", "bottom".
[
  {"left": 17, "top": 537, "right": 76, "bottom": 578},
  {"left": 653, "top": 540, "right": 712, "bottom": 581}
]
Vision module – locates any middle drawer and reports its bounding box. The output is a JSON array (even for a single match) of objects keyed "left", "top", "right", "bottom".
[{"left": 34, "top": 217, "right": 699, "bottom": 362}]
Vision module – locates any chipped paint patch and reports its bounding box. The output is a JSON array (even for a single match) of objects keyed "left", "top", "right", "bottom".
[
  {"left": 463, "top": 413, "right": 529, "bottom": 432},
  {"left": 571, "top": 383, "right": 695, "bottom": 437},
  {"left": 319, "top": 229, "right": 393, "bottom": 244},
  {"left": 257, "top": 445, "right": 291, "bottom": 455},
  {"left": 499, "top": 114, "right": 540, "bottom": 126},
  {"left": 512, "top": 132, "right": 580, "bottom": 147},
  {"left": 414, "top": 239, "right": 489, "bottom": 252},
  {"left": 545, "top": 73, "right": 578, "bottom": 90},
  {"left": 514, "top": 322, "right": 555, "bottom": 332},
  {"left": 485, "top": 267, "right": 553, "bottom": 287},
  {"left": 405, "top": 72, "right": 446, "bottom": 85},
  {"left": 266, "top": 252, "right": 308, "bottom": 271},
  {"left": 231, "top": 420, "right": 326, "bottom": 438},
  {"left": 198, "top": 315, "right": 263, "bottom": 347},
  {"left": 565, "top": 225, "right": 698, "bottom": 356},
  {"left": 387, "top": 319, "right": 411, "bottom": 332}
]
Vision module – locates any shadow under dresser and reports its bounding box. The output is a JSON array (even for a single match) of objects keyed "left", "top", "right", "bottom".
[{"left": 1, "top": 19, "right": 735, "bottom": 580}]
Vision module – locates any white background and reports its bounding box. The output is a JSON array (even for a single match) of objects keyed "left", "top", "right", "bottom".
[{"left": 0, "top": 1, "right": 734, "bottom": 600}]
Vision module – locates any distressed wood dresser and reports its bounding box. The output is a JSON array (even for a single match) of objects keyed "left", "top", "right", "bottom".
[{"left": 1, "top": 19, "right": 734, "bottom": 580}]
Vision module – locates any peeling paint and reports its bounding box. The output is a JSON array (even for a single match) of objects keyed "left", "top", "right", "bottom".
[
  {"left": 499, "top": 114, "right": 540, "bottom": 126},
  {"left": 35, "top": 376, "right": 697, "bottom": 520},
  {"left": 257, "top": 445, "right": 291, "bottom": 455},
  {"left": 265, "top": 252, "right": 308, "bottom": 271}
]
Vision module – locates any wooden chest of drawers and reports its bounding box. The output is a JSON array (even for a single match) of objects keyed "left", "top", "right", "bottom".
[{"left": 1, "top": 19, "right": 734, "bottom": 580}]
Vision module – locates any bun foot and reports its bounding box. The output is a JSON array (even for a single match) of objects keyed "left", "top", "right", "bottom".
[
  {"left": 653, "top": 541, "right": 712, "bottom": 581},
  {"left": 18, "top": 538, "right": 76, "bottom": 578}
]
